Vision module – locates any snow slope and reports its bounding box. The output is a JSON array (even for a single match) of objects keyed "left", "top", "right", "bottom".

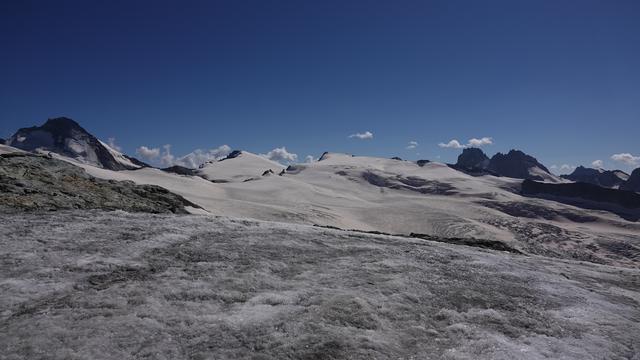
[
  {"left": 98, "top": 140, "right": 143, "bottom": 169},
  {"left": 196, "top": 150, "right": 285, "bottom": 182},
  {"left": 0, "top": 144, "right": 26, "bottom": 155},
  {"left": 64, "top": 151, "right": 640, "bottom": 267},
  {"left": 1, "top": 211, "right": 638, "bottom": 359}
]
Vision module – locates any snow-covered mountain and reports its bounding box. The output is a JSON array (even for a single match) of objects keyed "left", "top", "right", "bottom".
[
  {"left": 60, "top": 149, "right": 639, "bottom": 267},
  {"left": 6, "top": 117, "right": 147, "bottom": 170},
  {"left": 561, "top": 166, "right": 629, "bottom": 188},
  {"left": 196, "top": 150, "right": 285, "bottom": 183},
  {"left": 3, "top": 118, "right": 640, "bottom": 267}
]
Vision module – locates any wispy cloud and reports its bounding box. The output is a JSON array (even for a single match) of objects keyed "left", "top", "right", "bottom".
[
  {"left": 160, "top": 144, "right": 174, "bottom": 167},
  {"left": 136, "top": 144, "right": 232, "bottom": 168},
  {"left": 550, "top": 164, "right": 576, "bottom": 174},
  {"left": 261, "top": 147, "right": 298, "bottom": 163},
  {"left": 136, "top": 146, "right": 160, "bottom": 160},
  {"left": 349, "top": 131, "right": 373, "bottom": 140},
  {"left": 406, "top": 140, "right": 418, "bottom": 149},
  {"left": 611, "top": 153, "right": 640, "bottom": 166},
  {"left": 107, "top": 137, "right": 122, "bottom": 152},
  {"left": 173, "top": 145, "right": 232, "bottom": 168},
  {"left": 438, "top": 137, "right": 493, "bottom": 149},
  {"left": 305, "top": 155, "right": 316, "bottom": 163},
  {"left": 591, "top": 159, "right": 603, "bottom": 168}
]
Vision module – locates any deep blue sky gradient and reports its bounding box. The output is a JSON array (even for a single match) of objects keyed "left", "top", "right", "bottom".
[{"left": 1, "top": 0, "right": 639, "bottom": 171}]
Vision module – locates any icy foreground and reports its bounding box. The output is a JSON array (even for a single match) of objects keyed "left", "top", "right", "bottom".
[{"left": 1, "top": 212, "right": 638, "bottom": 359}]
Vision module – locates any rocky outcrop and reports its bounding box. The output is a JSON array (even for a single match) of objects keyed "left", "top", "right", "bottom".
[
  {"left": 521, "top": 179, "right": 640, "bottom": 218},
  {"left": 162, "top": 166, "right": 197, "bottom": 176},
  {"left": 454, "top": 148, "right": 490, "bottom": 172},
  {"left": 621, "top": 168, "right": 640, "bottom": 193},
  {"left": 416, "top": 160, "right": 430, "bottom": 167},
  {"left": 561, "top": 166, "right": 628, "bottom": 188},
  {"left": 7, "top": 117, "right": 146, "bottom": 170},
  {"left": 488, "top": 150, "right": 554, "bottom": 181},
  {"left": 219, "top": 150, "right": 243, "bottom": 161},
  {"left": 0, "top": 153, "right": 199, "bottom": 213}
]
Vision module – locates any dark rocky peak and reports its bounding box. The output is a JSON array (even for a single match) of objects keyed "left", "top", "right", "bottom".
[
  {"left": 455, "top": 148, "right": 490, "bottom": 171},
  {"left": 416, "top": 159, "right": 430, "bottom": 167},
  {"left": 7, "top": 117, "right": 144, "bottom": 171},
  {"left": 561, "top": 166, "right": 629, "bottom": 188},
  {"left": 40, "top": 117, "right": 86, "bottom": 134},
  {"left": 621, "top": 168, "right": 640, "bottom": 193},
  {"left": 391, "top": 157, "right": 403, "bottom": 161},
  {"left": 488, "top": 149, "right": 552, "bottom": 181},
  {"left": 219, "top": 150, "right": 243, "bottom": 161},
  {"left": 318, "top": 151, "right": 330, "bottom": 161}
]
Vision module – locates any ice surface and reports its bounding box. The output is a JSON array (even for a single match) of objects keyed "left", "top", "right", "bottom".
[{"left": 0, "top": 211, "right": 638, "bottom": 359}]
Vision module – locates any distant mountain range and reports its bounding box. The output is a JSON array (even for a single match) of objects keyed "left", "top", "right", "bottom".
[
  {"left": 452, "top": 148, "right": 561, "bottom": 182},
  {"left": 4, "top": 117, "right": 640, "bottom": 194},
  {"left": 2, "top": 117, "right": 640, "bottom": 267},
  {"left": 560, "top": 166, "right": 629, "bottom": 188}
]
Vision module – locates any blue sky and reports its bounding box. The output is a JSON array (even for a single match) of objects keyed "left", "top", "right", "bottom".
[{"left": 1, "top": 0, "right": 639, "bottom": 172}]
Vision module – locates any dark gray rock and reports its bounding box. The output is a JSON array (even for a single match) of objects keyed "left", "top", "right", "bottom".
[
  {"left": 162, "top": 165, "right": 197, "bottom": 176},
  {"left": 561, "top": 166, "right": 628, "bottom": 188},
  {"left": 6, "top": 117, "right": 147, "bottom": 170},
  {"left": 488, "top": 150, "right": 551, "bottom": 181},
  {"left": 0, "top": 153, "right": 199, "bottom": 213},
  {"left": 318, "top": 151, "right": 330, "bottom": 161},
  {"left": 621, "top": 168, "right": 640, "bottom": 193},
  {"left": 416, "top": 159, "right": 430, "bottom": 167},
  {"left": 521, "top": 179, "right": 640, "bottom": 221},
  {"left": 219, "top": 150, "right": 243, "bottom": 161},
  {"left": 455, "top": 148, "right": 490, "bottom": 172}
]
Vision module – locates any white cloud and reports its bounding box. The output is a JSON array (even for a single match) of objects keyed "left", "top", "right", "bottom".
[
  {"left": 107, "top": 137, "right": 122, "bottom": 152},
  {"left": 349, "top": 131, "right": 373, "bottom": 140},
  {"left": 467, "top": 137, "right": 493, "bottom": 147},
  {"left": 261, "top": 147, "right": 298, "bottom": 163},
  {"left": 611, "top": 153, "right": 640, "bottom": 166},
  {"left": 438, "top": 139, "right": 465, "bottom": 149},
  {"left": 591, "top": 160, "right": 603, "bottom": 168},
  {"left": 160, "top": 144, "right": 175, "bottom": 167},
  {"left": 305, "top": 155, "right": 315, "bottom": 163},
  {"left": 439, "top": 137, "right": 493, "bottom": 149},
  {"left": 174, "top": 145, "right": 232, "bottom": 168},
  {"left": 137, "top": 144, "right": 232, "bottom": 168},
  {"left": 136, "top": 146, "right": 160, "bottom": 160},
  {"left": 406, "top": 141, "right": 418, "bottom": 149},
  {"left": 550, "top": 164, "right": 576, "bottom": 174}
]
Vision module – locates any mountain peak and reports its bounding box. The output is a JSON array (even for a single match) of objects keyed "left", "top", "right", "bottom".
[
  {"left": 620, "top": 168, "right": 640, "bottom": 192},
  {"left": 7, "top": 117, "right": 144, "bottom": 171},
  {"left": 43, "top": 116, "right": 82, "bottom": 129},
  {"left": 562, "top": 166, "right": 629, "bottom": 188},
  {"left": 488, "top": 149, "right": 556, "bottom": 181},
  {"left": 455, "top": 148, "right": 490, "bottom": 172}
]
